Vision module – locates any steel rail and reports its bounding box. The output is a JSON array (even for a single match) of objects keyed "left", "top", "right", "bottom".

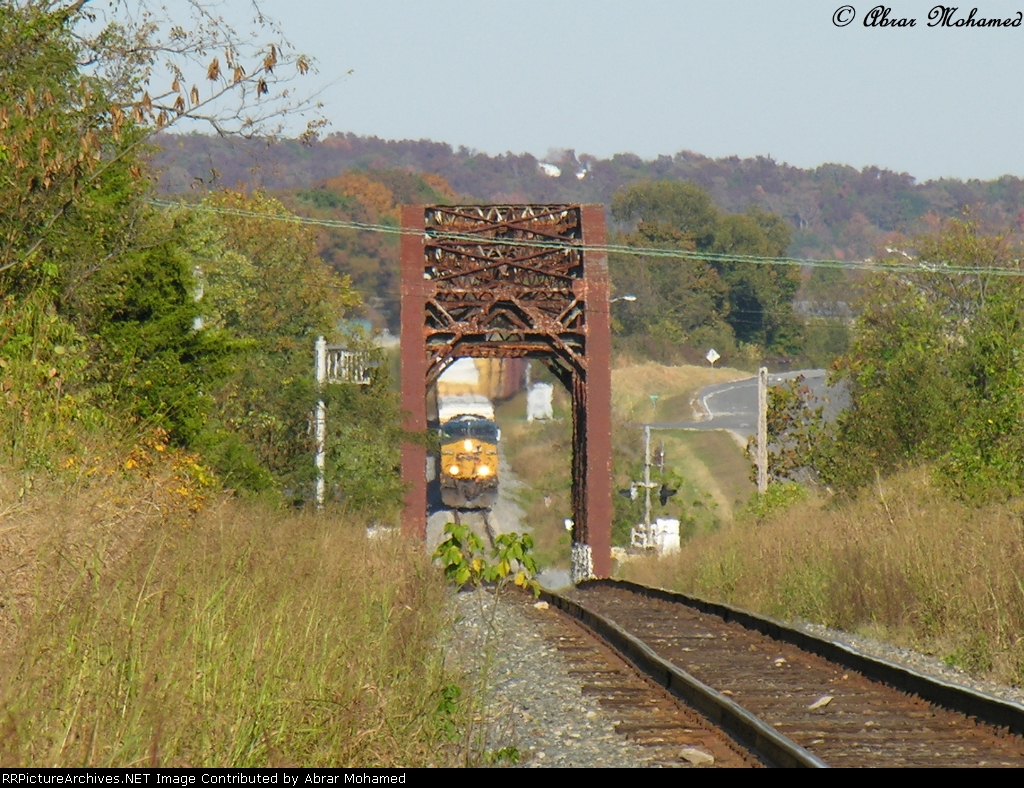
[
  {"left": 540, "top": 588, "right": 828, "bottom": 768},
  {"left": 581, "top": 578, "right": 1024, "bottom": 737}
]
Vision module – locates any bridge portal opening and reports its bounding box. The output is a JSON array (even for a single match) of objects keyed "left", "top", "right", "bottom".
[{"left": 399, "top": 204, "right": 613, "bottom": 580}]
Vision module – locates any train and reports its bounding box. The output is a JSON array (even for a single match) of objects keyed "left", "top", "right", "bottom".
[
  {"left": 435, "top": 358, "right": 523, "bottom": 510},
  {"left": 439, "top": 412, "right": 500, "bottom": 509}
]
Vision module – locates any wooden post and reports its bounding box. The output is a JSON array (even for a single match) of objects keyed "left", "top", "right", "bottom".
[
  {"left": 757, "top": 366, "right": 768, "bottom": 495},
  {"left": 314, "top": 336, "right": 327, "bottom": 510}
]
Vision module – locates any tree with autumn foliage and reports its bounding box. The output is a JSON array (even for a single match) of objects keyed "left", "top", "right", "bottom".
[
  {"left": 289, "top": 170, "right": 461, "bottom": 329},
  {"left": 0, "top": 0, "right": 314, "bottom": 462},
  {"left": 0, "top": 2, "right": 144, "bottom": 299},
  {"left": 1, "top": 0, "right": 320, "bottom": 299},
  {"left": 0, "top": 3, "right": 406, "bottom": 510},
  {"left": 0, "top": 2, "right": 151, "bottom": 462}
]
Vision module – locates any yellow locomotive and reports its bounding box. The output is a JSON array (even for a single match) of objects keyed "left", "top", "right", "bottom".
[
  {"left": 434, "top": 357, "right": 524, "bottom": 510},
  {"left": 439, "top": 414, "right": 499, "bottom": 509}
]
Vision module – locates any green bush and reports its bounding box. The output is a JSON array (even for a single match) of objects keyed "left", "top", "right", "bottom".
[
  {"left": 783, "top": 218, "right": 1024, "bottom": 502},
  {"left": 742, "top": 482, "right": 810, "bottom": 523}
]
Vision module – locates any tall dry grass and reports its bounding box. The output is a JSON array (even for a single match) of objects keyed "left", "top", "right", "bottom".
[
  {"left": 622, "top": 468, "right": 1024, "bottom": 684},
  {"left": 0, "top": 471, "right": 464, "bottom": 767}
]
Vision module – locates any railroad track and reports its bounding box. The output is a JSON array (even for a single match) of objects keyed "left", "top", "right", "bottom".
[
  {"left": 518, "top": 594, "right": 760, "bottom": 767},
  {"left": 540, "top": 579, "right": 1024, "bottom": 767},
  {"left": 451, "top": 508, "right": 497, "bottom": 548}
]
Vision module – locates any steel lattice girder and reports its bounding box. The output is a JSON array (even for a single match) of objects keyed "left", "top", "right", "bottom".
[{"left": 400, "top": 204, "right": 612, "bottom": 578}]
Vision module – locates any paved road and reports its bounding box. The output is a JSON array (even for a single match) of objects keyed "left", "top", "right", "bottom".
[{"left": 649, "top": 369, "right": 848, "bottom": 441}]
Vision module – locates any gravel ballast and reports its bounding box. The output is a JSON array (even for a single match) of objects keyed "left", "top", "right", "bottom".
[{"left": 447, "top": 588, "right": 710, "bottom": 767}]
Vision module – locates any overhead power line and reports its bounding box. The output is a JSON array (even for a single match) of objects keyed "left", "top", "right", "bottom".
[{"left": 148, "top": 198, "right": 1024, "bottom": 278}]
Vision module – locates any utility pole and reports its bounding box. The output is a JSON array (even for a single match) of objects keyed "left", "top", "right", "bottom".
[
  {"left": 757, "top": 366, "right": 768, "bottom": 494},
  {"left": 315, "top": 336, "right": 327, "bottom": 510}
]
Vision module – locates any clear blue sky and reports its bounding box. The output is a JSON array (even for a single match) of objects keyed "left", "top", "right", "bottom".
[{"left": 164, "top": 1, "right": 1024, "bottom": 182}]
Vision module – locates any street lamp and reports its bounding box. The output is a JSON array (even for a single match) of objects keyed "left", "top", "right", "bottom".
[{"left": 610, "top": 294, "right": 637, "bottom": 303}]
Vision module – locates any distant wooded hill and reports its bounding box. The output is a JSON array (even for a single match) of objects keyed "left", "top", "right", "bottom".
[{"left": 152, "top": 132, "right": 1024, "bottom": 261}]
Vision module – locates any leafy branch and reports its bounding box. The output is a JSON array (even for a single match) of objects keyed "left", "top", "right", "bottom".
[
  {"left": 0, "top": 0, "right": 326, "bottom": 287},
  {"left": 433, "top": 522, "right": 540, "bottom": 597}
]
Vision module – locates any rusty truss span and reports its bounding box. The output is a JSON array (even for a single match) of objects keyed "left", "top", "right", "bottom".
[{"left": 401, "top": 204, "right": 612, "bottom": 580}]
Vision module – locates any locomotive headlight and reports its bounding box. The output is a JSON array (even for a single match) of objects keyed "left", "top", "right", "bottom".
[
  {"left": 463, "top": 439, "right": 473, "bottom": 451},
  {"left": 476, "top": 465, "right": 491, "bottom": 477},
  {"left": 448, "top": 464, "right": 461, "bottom": 476}
]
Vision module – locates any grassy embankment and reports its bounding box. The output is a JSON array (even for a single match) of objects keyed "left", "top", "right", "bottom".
[
  {"left": 495, "top": 361, "right": 755, "bottom": 568},
  {"left": 0, "top": 454, "right": 468, "bottom": 767},
  {"left": 623, "top": 468, "right": 1024, "bottom": 686}
]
